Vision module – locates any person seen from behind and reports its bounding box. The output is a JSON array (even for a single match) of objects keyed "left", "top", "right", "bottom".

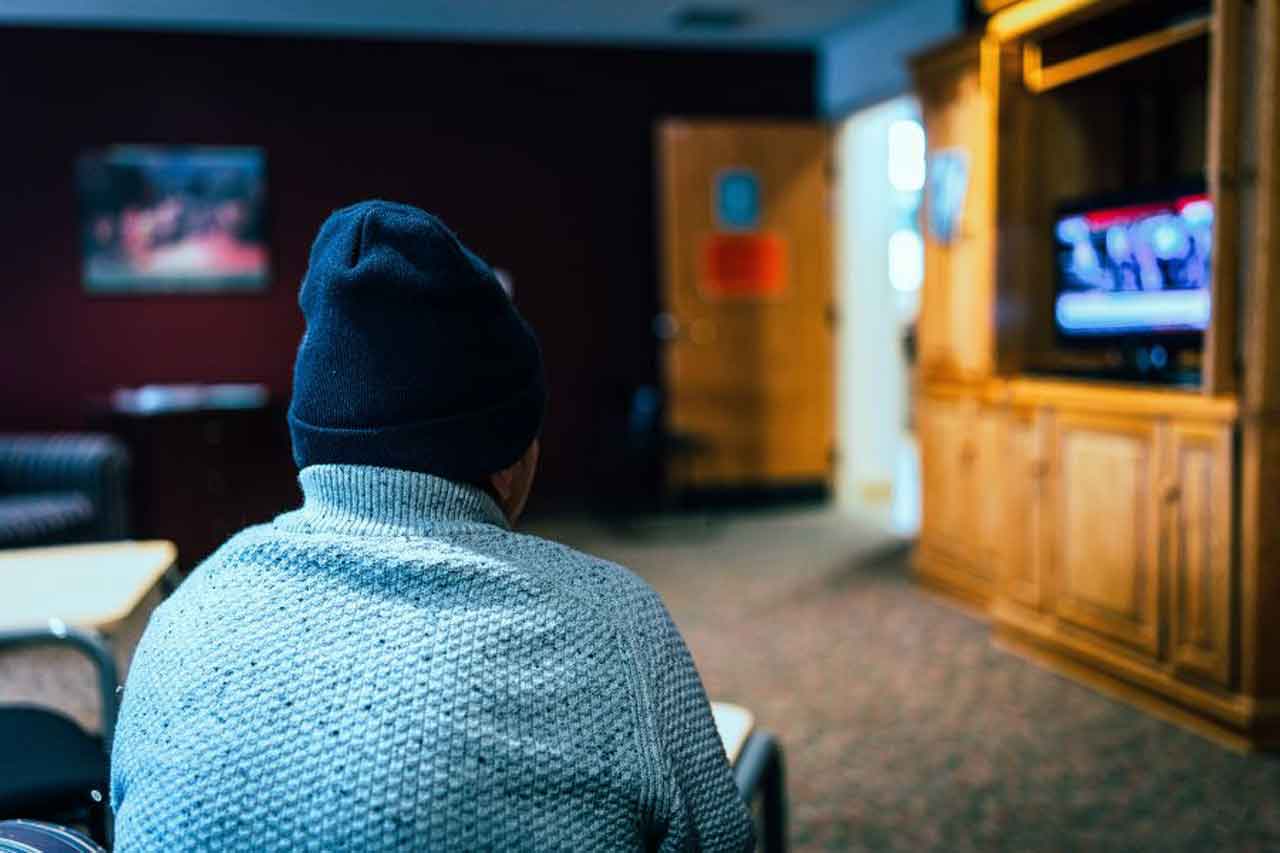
[{"left": 109, "top": 200, "right": 755, "bottom": 852}]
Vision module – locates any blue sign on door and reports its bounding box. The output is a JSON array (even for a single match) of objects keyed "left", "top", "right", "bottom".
[{"left": 716, "top": 169, "right": 761, "bottom": 231}]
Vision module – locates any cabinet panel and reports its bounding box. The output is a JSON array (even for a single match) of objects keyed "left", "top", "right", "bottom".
[
  {"left": 972, "top": 405, "right": 1004, "bottom": 571},
  {"left": 1052, "top": 412, "right": 1160, "bottom": 656},
  {"left": 919, "top": 227, "right": 954, "bottom": 377},
  {"left": 918, "top": 398, "right": 946, "bottom": 549},
  {"left": 914, "top": 36, "right": 995, "bottom": 382},
  {"left": 918, "top": 393, "right": 1000, "bottom": 598},
  {"left": 1166, "top": 422, "right": 1235, "bottom": 687},
  {"left": 920, "top": 396, "right": 973, "bottom": 551},
  {"left": 1000, "top": 408, "right": 1051, "bottom": 611}
]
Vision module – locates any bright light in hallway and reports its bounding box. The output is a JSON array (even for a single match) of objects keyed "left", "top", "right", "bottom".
[
  {"left": 888, "top": 228, "right": 924, "bottom": 292},
  {"left": 888, "top": 118, "right": 926, "bottom": 193}
]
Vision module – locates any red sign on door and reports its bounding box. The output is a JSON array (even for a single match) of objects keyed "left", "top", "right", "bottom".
[{"left": 700, "top": 233, "right": 788, "bottom": 299}]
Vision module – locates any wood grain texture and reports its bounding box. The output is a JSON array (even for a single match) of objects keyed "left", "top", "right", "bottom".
[
  {"left": 1163, "top": 421, "right": 1234, "bottom": 688},
  {"left": 1000, "top": 406, "right": 1053, "bottom": 613},
  {"left": 917, "top": 393, "right": 1000, "bottom": 603},
  {"left": 1204, "top": 0, "right": 1243, "bottom": 394},
  {"left": 975, "top": 403, "right": 1007, "bottom": 565},
  {"left": 1006, "top": 378, "right": 1238, "bottom": 420},
  {"left": 913, "top": 36, "right": 996, "bottom": 382},
  {"left": 1239, "top": 418, "right": 1280, "bottom": 699},
  {"left": 1247, "top": 0, "right": 1280, "bottom": 410},
  {"left": 658, "top": 121, "right": 834, "bottom": 489},
  {"left": 989, "top": 37, "right": 1037, "bottom": 375},
  {"left": 1051, "top": 411, "right": 1161, "bottom": 656},
  {"left": 913, "top": 544, "right": 997, "bottom": 609},
  {"left": 1238, "top": 0, "right": 1280, "bottom": 702},
  {"left": 914, "top": 0, "right": 1277, "bottom": 747}
]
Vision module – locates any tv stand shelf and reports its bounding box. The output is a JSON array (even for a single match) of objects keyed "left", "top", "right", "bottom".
[
  {"left": 911, "top": 0, "right": 1280, "bottom": 750},
  {"left": 1005, "top": 376, "right": 1237, "bottom": 420},
  {"left": 1022, "top": 367, "right": 1203, "bottom": 390}
]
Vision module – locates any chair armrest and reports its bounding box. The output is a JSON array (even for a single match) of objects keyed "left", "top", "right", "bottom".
[
  {"left": 0, "top": 625, "right": 120, "bottom": 751},
  {"left": 0, "top": 435, "right": 131, "bottom": 540}
]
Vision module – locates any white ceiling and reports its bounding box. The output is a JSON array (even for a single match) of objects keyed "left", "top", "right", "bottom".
[{"left": 0, "top": 0, "right": 907, "bottom": 49}]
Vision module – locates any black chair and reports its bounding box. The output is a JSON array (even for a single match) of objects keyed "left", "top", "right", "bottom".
[
  {"left": 734, "top": 730, "right": 787, "bottom": 853},
  {"left": 622, "top": 385, "right": 712, "bottom": 513},
  {"left": 0, "top": 435, "right": 130, "bottom": 549},
  {"left": 0, "top": 626, "right": 119, "bottom": 847},
  {"left": 0, "top": 820, "right": 106, "bottom": 853}
]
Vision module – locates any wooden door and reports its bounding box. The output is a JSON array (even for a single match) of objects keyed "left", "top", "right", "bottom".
[
  {"left": 1052, "top": 411, "right": 1161, "bottom": 657},
  {"left": 1001, "top": 407, "right": 1052, "bottom": 612},
  {"left": 1164, "top": 421, "right": 1235, "bottom": 687},
  {"left": 658, "top": 121, "right": 834, "bottom": 489}
]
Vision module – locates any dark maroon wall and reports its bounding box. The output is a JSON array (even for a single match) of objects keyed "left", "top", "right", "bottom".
[{"left": 0, "top": 28, "right": 815, "bottom": 505}]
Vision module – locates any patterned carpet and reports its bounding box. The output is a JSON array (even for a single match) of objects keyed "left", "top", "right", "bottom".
[
  {"left": 532, "top": 509, "right": 1280, "bottom": 853},
  {"left": 5, "top": 508, "right": 1279, "bottom": 851}
]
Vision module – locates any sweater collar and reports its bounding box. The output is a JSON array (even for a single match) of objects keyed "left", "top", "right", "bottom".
[{"left": 279, "top": 465, "right": 510, "bottom": 536}]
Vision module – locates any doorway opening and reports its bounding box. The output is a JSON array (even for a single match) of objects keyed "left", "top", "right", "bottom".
[{"left": 835, "top": 95, "right": 924, "bottom": 537}]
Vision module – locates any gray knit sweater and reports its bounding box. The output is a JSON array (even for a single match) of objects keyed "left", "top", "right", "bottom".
[{"left": 110, "top": 465, "right": 754, "bottom": 852}]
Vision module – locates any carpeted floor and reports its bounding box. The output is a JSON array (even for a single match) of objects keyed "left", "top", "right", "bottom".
[{"left": 531, "top": 509, "right": 1280, "bottom": 853}]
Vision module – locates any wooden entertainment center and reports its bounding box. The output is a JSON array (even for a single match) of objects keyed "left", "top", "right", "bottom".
[{"left": 911, "top": 0, "right": 1280, "bottom": 749}]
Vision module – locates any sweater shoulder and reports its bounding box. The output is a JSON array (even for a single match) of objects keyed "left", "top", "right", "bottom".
[
  {"left": 478, "top": 529, "right": 663, "bottom": 609},
  {"left": 177, "top": 521, "right": 662, "bottom": 624}
]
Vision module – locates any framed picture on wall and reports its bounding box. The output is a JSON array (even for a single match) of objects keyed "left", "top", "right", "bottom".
[{"left": 76, "top": 146, "right": 269, "bottom": 293}]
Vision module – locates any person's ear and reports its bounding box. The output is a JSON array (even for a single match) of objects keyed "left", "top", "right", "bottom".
[
  {"left": 489, "top": 465, "right": 518, "bottom": 505},
  {"left": 488, "top": 440, "right": 539, "bottom": 524}
]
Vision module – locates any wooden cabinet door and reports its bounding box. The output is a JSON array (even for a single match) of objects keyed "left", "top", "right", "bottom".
[
  {"left": 1052, "top": 412, "right": 1160, "bottom": 656},
  {"left": 1164, "top": 422, "right": 1235, "bottom": 687},
  {"left": 658, "top": 121, "right": 834, "bottom": 489},
  {"left": 920, "top": 395, "right": 975, "bottom": 553},
  {"left": 918, "top": 396, "right": 947, "bottom": 548},
  {"left": 970, "top": 404, "right": 1004, "bottom": 577},
  {"left": 1001, "top": 407, "right": 1051, "bottom": 611},
  {"left": 919, "top": 394, "right": 1000, "bottom": 587}
]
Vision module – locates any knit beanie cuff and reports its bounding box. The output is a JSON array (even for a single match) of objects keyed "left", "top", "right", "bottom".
[{"left": 288, "top": 373, "right": 545, "bottom": 482}]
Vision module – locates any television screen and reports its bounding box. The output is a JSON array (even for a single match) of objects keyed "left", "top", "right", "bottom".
[
  {"left": 1053, "top": 189, "right": 1212, "bottom": 339},
  {"left": 77, "top": 146, "right": 268, "bottom": 293}
]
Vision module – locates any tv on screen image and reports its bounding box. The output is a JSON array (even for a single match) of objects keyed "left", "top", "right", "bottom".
[
  {"left": 77, "top": 146, "right": 269, "bottom": 293},
  {"left": 1053, "top": 190, "right": 1212, "bottom": 339}
]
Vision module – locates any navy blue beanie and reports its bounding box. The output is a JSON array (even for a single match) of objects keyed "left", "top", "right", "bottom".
[{"left": 288, "top": 200, "right": 546, "bottom": 481}]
